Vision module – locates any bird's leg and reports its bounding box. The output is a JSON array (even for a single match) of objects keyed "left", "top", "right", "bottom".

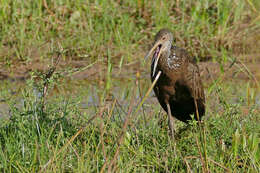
[{"left": 166, "top": 103, "right": 175, "bottom": 140}]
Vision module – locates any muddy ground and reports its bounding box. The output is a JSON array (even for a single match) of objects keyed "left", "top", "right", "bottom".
[{"left": 0, "top": 54, "right": 260, "bottom": 86}]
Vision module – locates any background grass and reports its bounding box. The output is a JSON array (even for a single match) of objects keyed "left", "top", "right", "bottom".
[
  {"left": 0, "top": 0, "right": 260, "bottom": 172},
  {"left": 1, "top": 0, "right": 260, "bottom": 68}
]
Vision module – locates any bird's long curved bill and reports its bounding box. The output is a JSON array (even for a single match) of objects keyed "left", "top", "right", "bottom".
[
  {"left": 152, "top": 50, "right": 162, "bottom": 77},
  {"left": 144, "top": 42, "right": 162, "bottom": 77}
]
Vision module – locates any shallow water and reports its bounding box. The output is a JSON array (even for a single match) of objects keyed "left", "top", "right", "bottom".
[
  {"left": 0, "top": 69, "right": 259, "bottom": 120},
  {"left": 1, "top": 59, "right": 260, "bottom": 119}
]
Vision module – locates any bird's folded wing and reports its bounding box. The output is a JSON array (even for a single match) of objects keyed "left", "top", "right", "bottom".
[{"left": 185, "top": 63, "right": 205, "bottom": 100}]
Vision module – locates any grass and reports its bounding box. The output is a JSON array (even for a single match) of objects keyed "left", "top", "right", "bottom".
[
  {"left": 0, "top": 0, "right": 260, "bottom": 68},
  {"left": 0, "top": 67, "right": 259, "bottom": 172},
  {"left": 0, "top": 0, "right": 260, "bottom": 172}
]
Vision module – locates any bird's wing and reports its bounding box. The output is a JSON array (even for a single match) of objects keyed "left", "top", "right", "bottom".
[{"left": 185, "top": 62, "right": 205, "bottom": 100}]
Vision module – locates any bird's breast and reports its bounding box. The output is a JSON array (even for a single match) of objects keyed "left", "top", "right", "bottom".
[
  {"left": 154, "top": 72, "right": 177, "bottom": 96},
  {"left": 166, "top": 51, "right": 184, "bottom": 70}
]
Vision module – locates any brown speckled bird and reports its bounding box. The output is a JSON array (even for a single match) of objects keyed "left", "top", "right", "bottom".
[{"left": 145, "top": 29, "right": 205, "bottom": 139}]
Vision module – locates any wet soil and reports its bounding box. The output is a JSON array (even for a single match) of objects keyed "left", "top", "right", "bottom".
[{"left": 1, "top": 54, "right": 260, "bottom": 85}]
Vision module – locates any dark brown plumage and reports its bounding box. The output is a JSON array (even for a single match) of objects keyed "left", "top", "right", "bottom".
[{"left": 145, "top": 29, "right": 205, "bottom": 138}]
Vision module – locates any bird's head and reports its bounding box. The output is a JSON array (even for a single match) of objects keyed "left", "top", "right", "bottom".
[{"left": 145, "top": 29, "right": 174, "bottom": 77}]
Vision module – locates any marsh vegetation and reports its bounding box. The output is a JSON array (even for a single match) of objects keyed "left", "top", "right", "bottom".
[{"left": 0, "top": 0, "right": 259, "bottom": 172}]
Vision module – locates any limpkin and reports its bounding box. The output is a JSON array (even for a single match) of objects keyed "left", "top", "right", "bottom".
[{"left": 145, "top": 29, "right": 205, "bottom": 138}]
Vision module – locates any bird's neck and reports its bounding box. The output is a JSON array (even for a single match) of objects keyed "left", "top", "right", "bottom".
[{"left": 158, "top": 48, "right": 171, "bottom": 70}]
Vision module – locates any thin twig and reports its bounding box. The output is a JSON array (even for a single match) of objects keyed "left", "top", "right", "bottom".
[
  {"left": 100, "top": 82, "right": 137, "bottom": 173},
  {"left": 137, "top": 70, "right": 148, "bottom": 126},
  {"left": 42, "top": 0, "right": 61, "bottom": 24},
  {"left": 208, "top": 158, "right": 231, "bottom": 172},
  {"left": 99, "top": 106, "right": 107, "bottom": 163},
  {"left": 100, "top": 71, "right": 162, "bottom": 173},
  {"left": 185, "top": 156, "right": 231, "bottom": 172},
  {"left": 109, "top": 79, "right": 138, "bottom": 172},
  {"left": 193, "top": 66, "right": 209, "bottom": 172},
  {"left": 236, "top": 60, "right": 260, "bottom": 88},
  {"left": 195, "top": 136, "right": 206, "bottom": 173},
  {"left": 42, "top": 52, "right": 61, "bottom": 98},
  {"left": 183, "top": 157, "right": 193, "bottom": 173}
]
